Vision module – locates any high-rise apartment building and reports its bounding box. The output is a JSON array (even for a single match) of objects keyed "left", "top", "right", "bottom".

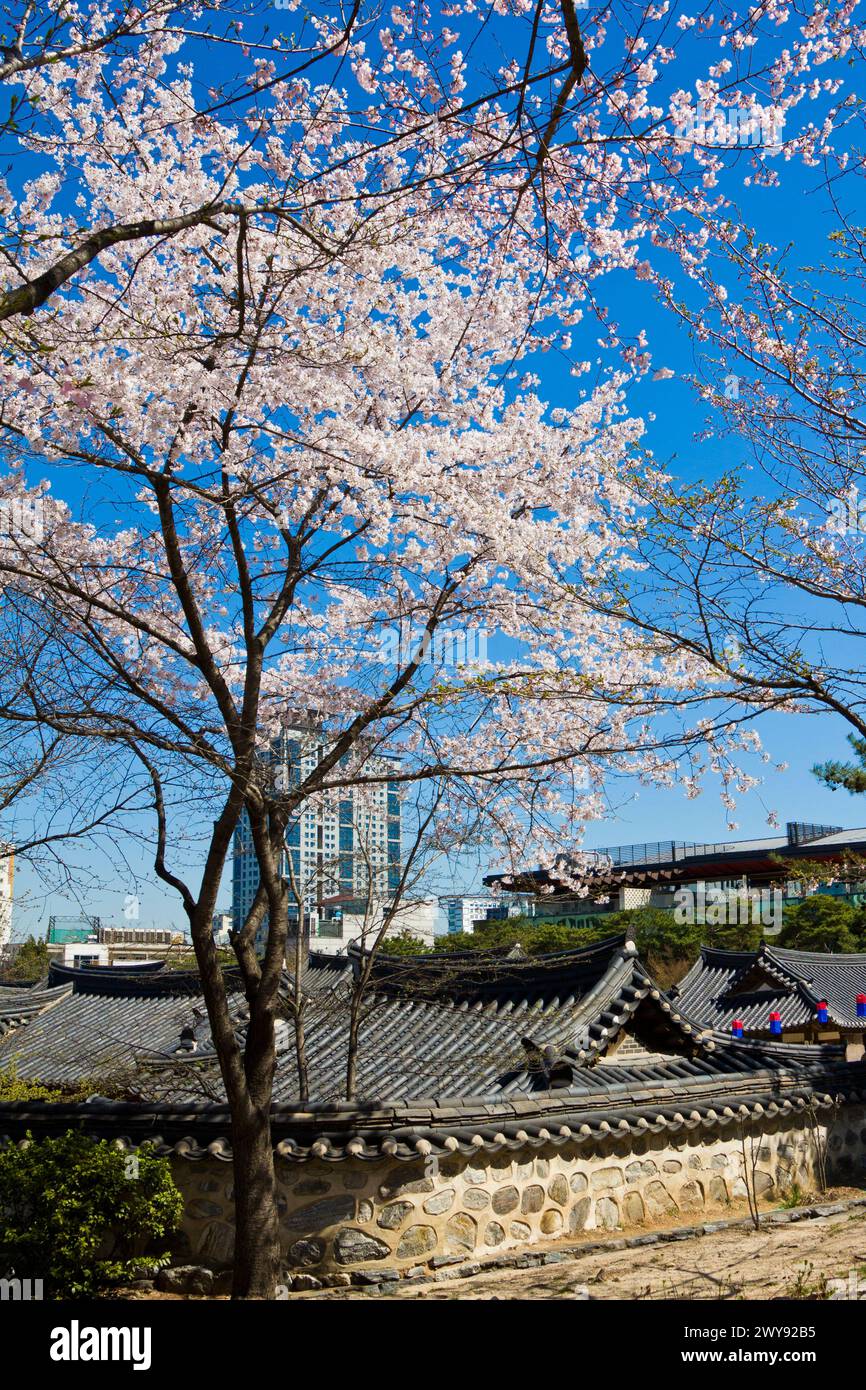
[{"left": 232, "top": 726, "right": 402, "bottom": 946}]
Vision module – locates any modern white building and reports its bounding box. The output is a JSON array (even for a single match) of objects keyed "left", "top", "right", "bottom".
[
  {"left": 212, "top": 909, "right": 233, "bottom": 946},
  {"left": 0, "top": 844, "right": 13, "bottom": 953},
  {"left": 232, "top": 725, "right": 402, "bottom": 948},
  {"left": 46, "top": 919, "right": 185, "bottom": 967},
  {"left": 439, "top": 894, "right": 501, "bottom": 935},
  {"left": 393, "top": 897, "right": 437, "bottom": 947},
  {"left": 62, "top": 942, "right": 108, "bottom": 968},
  {"left": 314, "top": 895, "right": 437, "bottom": 957}
]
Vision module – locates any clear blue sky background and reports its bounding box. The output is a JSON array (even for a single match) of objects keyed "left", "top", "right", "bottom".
[{"left": 9, "top": 5, "right": 864, "bottom": 937}]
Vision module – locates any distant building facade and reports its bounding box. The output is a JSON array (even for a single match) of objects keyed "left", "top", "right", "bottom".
[
  {"left": 440, "top": 894, "right": 503, "bottom": 935},
  {"left": 487, "top": 822, "right": 866, "bottom": 923},
  {"left": 61, "top": 942, "right": 109, "bottom": 968},
  {"left": 394, "top": 898, "right": 438, "bottom": 947},
  {"left": 45, "top": 915, "right": 184, "bottom": 966},
  {"left": 212, "top": 909, "right": 233, "bottom": 946},
  {"left": 439, "top": 892, "right": 534, "bottom": 935},
  {"left": 97, "top": 926, "right": 178, "bottom": 947},
  {"left": 314, "top": 896, "right": 437, "bottom": 957},
  {"left": 232, "top": 725, "right": 402, "bottom": 948}
]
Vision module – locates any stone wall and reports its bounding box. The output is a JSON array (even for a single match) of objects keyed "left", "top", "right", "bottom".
[{"left": 168, "top": 1106, "right": 866, "bottom": 1273}]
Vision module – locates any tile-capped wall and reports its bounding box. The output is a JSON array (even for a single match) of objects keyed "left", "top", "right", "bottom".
[{"left": 170, "top": 1107, "right": 864, "bottom": 1271}]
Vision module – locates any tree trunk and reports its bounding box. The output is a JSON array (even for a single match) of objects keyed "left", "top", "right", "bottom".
[
  {"left": 226, "top": 831, "right": 287, "bottom": 1299},
  {"left": 230, "top": 1106, "right": 281, "bottom": 1299},
  {"left": 291, "top": 918, "right": 309, "bottom": 1102},
  {"left": 346, "top": 1005, "right": 361, "bottom": 1101},
  {"left": 293, "top": 1006, "right": 309, "bottom": 1103}
]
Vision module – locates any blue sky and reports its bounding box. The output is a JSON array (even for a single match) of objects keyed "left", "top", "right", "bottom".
[{"left": 16, "top": 705, "right": 862, "bottom": 940}]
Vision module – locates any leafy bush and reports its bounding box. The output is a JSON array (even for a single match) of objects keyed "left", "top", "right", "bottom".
[
  {"left": 778, "top": 1182, "right": 810, "bottom": 1210},
  {"left": 383, "top": 913, "right": 631, "bottom": 958},
  {"left": 0, "top": 1063, "right": 122, "bottom": 1104},
  {"left": 380, "top": 928, "right": 433, "bottom": 957},
  {"left": 384, "top": 908, "right": 701, "bottom": 962},
  {"left": 422, "top": 918, "right": 615, "bottom": 957},
  {"left": 0, "top": 936, "right": 49, "bottom": 982},
  {"left": 162, "top": 946, "right": 235, "bottom": 971},
  {"left": 0, "top": 1063, "right": 69, "bottom": 1103},
  {"left": 850, "top": 904, "right": 866, "bottom": 944},
  {"left": 380, "top": 902, "right": 764, "bottom": 969},
  {"left": 601, "top": 907, "right": 698, "bottom": 957},
  {"left": 0, "top": 1131, "right": 183, "bottom": 1297},
  {"left": 702, "top": 918, "right": 766, "bottom": 952},
  {"left": 779, "top": 895, "right": 861, "bottom": 953}
]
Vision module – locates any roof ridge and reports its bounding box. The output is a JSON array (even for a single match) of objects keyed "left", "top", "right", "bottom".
[{"left": 770, "top": 944, "right": 866, "bottom": 964}]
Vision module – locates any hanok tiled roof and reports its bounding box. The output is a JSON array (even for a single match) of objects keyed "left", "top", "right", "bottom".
[
  {"left": 355, "top": 932, "right": 626, "bottom": 1005},
  {"left": 287, "top": 936, "right": 697, "bottom": 1100},
  {"left": 0, "top": 980, "right": 70, "bottom": 1037},
  {"left": 1, "top": 1068, "right": 860, "bottom": 1168},
  {"left": 0, "top": 937, "right": 849, "bottom": 1097},
  {"left": 297, "top": 951, "right": 354, "bottom": 996},
  {"left": 0, "top": 939, "right": 863, "bottom": 1162},
  {"left": 0, "top": 970, "right": 251, "bottom": 1086},
  {"left": 46, "top": 960, "right": 245, "bottom": 997},
  {"left": 677, "top": 944, "right": 866, "bottom": 1031}
]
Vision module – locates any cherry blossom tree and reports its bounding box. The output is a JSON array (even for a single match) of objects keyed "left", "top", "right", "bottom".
[
  {"left": 0, "top": 187, "right": 738, "bottom": 1296},
  {"left": 1, "top": 0, "right": 863, "bottom": 1298},
  {"left": 2, "top": 0, "right": 859, "bottom": 336}
]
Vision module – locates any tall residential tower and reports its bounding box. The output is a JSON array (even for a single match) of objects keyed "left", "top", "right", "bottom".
[{"left": 232, "top": 726, "right": 401, "bottom": 949}]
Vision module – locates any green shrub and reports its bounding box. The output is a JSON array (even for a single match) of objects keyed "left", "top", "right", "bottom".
[
  {"left": 779, "top": 895, "right": 860, "bottom": 953},
  {"left": 428, "top": 919, "right": 614, "bottom": 957},
  {"left": 0, "top": 1131, "right": 183, "bottom": 1297},
  {"left": 702, "top": 918, "right": 765, "bottom": 952},
  {"left": 384, "top": 908, "right": 702, "bottom": 961},
  {"left": 0, "top": 1062, "right": 122, "bottom": 1103},
  {"left": 380, "top": 902, "right": 762, "bottom": 966},
  {"left": 163, "top": 946, "right": 235, "bottom": 971},
  {"left": 778, "top": 1182, "right": 810, "bottom": 1210},
  {"left": 601, "top": 907, "right": 699, "bottom": 958},
  {"left": 0, "top": 936, "right": 49, "bottom": 982},
  {"left": 0, "top": 1062, "right": 69, "bottom": 1103},
  {"left": 380, "top": 929, "right": 432, "bottom": 957}
]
